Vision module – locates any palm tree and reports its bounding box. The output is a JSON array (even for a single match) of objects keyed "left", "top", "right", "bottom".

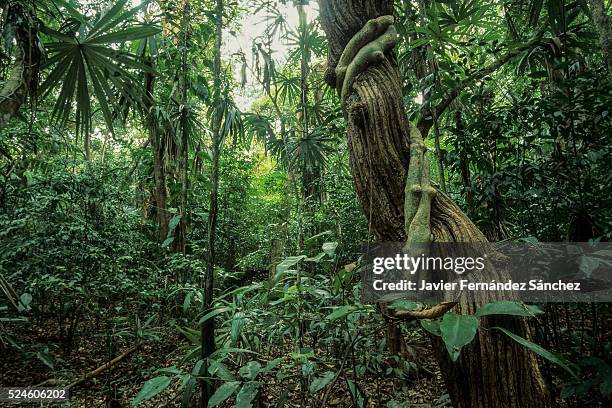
[{"left": 38, "top": 0, "right": 159, "bottom": 158}]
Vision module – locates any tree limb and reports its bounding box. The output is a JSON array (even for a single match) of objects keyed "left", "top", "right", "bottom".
[
  {"left": 418, "top": 32, "right": 545, "bottom": 135},
  {"left": 67, "top": 345, "right": 140, "bottom": 389}
]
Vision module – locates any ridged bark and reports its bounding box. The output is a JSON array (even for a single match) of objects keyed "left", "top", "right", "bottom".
[
  {"left": 0, "top": 3, "right": 40, "bottom": 129},
  {"left": 318, "top": 1, "right": 549, "bottom": 406}
]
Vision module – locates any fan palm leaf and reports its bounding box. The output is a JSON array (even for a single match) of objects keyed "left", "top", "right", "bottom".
[{"left": 38, "top": 0, "right": 160, "bottom": 138}]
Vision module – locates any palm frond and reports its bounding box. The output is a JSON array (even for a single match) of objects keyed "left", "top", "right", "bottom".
[{"left": 38, "top": 1, "right": 160, "bottom": 141}]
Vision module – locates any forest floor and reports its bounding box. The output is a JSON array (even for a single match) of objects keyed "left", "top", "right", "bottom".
[
  {"left": 0, "top": 311, "right": 448, "bottom": 407},
  {"left": 1, "top": 304, "right": 608, "bottom": 407}
]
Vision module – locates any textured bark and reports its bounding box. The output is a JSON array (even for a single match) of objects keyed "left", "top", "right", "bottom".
[
  {"left": 589, "top": 0, "right": 612, "bottom": 75},
  {"left": 318, "top": 1, "right": 549, "bottom": 406},
  {"left": 0, "top": 3, "right": 40, "bottom": 129}
]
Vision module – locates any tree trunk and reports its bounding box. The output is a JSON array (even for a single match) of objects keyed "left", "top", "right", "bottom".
[
  {"left": 431, "top": 115, "right": 447, "bottom": 193},
  {"left": 455, "top": 111, "right": 474, "bottom": 208},
  {"left": 589, "top": 0, "right": 612, "bottom": 76},
  {"left": 318, "top": 1, "right": 549, "bottom": 406},
  {"left": 201, "top": 0, "right": 223, "bottom": 405},
  {"left": 173, "top": 0, "right": 191, "bottom": 254},
  {"left": 144, "top": 63, "right": 169, "bottom": 242},
  {"left": 0, "top": 3, "right": 40, "bottom": 129}
]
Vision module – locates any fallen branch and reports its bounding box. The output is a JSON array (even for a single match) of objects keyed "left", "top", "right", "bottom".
[
  {"left": 0, "top": 271, "right": 20, "bottom": 311},
  {"left": 65, "top": 344, "right": 140, "bottom": 390}
]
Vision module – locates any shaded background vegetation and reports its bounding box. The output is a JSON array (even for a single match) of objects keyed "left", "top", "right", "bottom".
[{"left": 0, "top": 0, "right": 611, "bottom": 406}]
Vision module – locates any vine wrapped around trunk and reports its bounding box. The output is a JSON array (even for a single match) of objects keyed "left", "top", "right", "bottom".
[
  {"left": 318, "top": 1, "right": 549, "bottom": 406},
  {"left": 0, "top": 3, "right": 40, "bottom": 129}
]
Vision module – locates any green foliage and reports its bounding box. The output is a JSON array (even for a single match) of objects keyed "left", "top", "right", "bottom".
[
  {"left": 235, "top": 381, "right": 260, "bottom": 408},
  {"left": 561, "top": 357, "right": 612, "bottom": 399},
  {"left": 494, "top": 327, "right": 579, "bottom": 379},
  {"left": 1, "top": 0, "right": 610, "bottom": 406},
  {"left": 39, "top": 0, "right": 160, "bottom": 136},
  {"left": 475, "top": 300, "right": 544, "bottom": 317},
  {"left": 208, "top": 381, "right": 240, "bottom": 407},
  {"left": 439, "top": 313, "right": 479, "bottom": 362},
  {"left": 424, "top": 301, "right": 577, "bottom": 373},
  {"left": 309, "top": 370, "right": 334, "bottom": 393},
  {"left": 132, "top": 375, "right": 172, "bottom": 406}
]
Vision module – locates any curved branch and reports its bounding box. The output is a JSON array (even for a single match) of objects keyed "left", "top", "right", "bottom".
[{"left": 418, "top": 32, "right": 545, "bottom": 135}]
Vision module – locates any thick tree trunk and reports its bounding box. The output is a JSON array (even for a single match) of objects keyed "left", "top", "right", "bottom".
[
  {"left": 589, "top": 0, "right": 612, "bottom": 76},
  {"left": 318, "top": 1, "right": 549, "bottom": 406},
  {"left": 0, "top": 3, "right": 40, "bottom": 129}
]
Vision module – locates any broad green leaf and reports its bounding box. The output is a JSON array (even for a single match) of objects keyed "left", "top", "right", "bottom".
[
  {"left": 275, "top": 255, "right": 306, "bottom": 276},
  {"left": 208, "top": 381, "right": 240, "bottom": 408},
  {"left": 231, "top": 313, "right": 244, "bottom": 345},
  {"left": 132, "top": 376, "right": 172, "bottom": 406},
  {"left": 155, "top": 366, "right": 181, "bottom": 375},
  {"left": 304, "top": 252, "right": 326, "bottom": 263},
  {"left": 236, "top": 381, "right": 260, "bottom": 408},
  {"left": 239, "top": 361, "right": 262, "bottom": 380},
  {"left": 325, "top": 305, "right": 356, "bottom": 320},
  {"left": 162, "top": 237, "right": 174, "bottom": 248},
  {"left": 494, "top": 327, "right": 578, "bottom": 379},
  {"left": 475, "top": 301, "right": 544, "bottom": 318},
  {"left": 322, "top": 242, "right": 338, "bottom": 257},
  {"left": 389, "top": 300, "right": 419, "bottom": 311},
  {"left": 263, "top": 357, "right": 283, "bottom": 373},
  {"left": 440, "top": 313, "right": 479, "bottom": 361},
  {"left": 209, "top": 361, "right": 236, "bottom": 381},
  {"left": 198, "top": 306, "right": 230, "bottom": 324},
  {"left": 19, "top": 293, "right": 32, "bottom": 309},
  {"left": 168, "top": 214, "right": 182, "bottom": 236},
  {"left": 36, "top": 351, "right": 54, "bottom": 369},
  {"left": 182, "top": 292, "right": 192, "bottom": 314},
  {"left": 420, "top": 319, "right": 442, "bottom": 337},
  {"left": 309, "top": 371, "right": 335, "bottom": 393},
  {"left": 176, "top": 326, "right": 200, "bottom": 345}
]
